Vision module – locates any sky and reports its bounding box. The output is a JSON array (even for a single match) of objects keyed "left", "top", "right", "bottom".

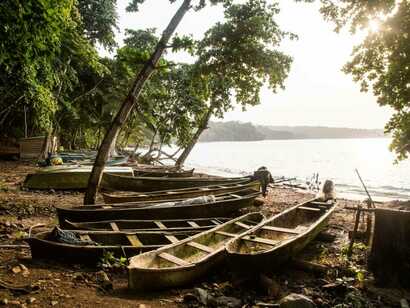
[{"left": 103, "top": 0, "right": 393, "bottom": 129}]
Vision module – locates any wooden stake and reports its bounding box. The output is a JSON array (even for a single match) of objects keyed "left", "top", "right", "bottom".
[{"left": 347, "top": 205, "right": 361, "bottom": 258}]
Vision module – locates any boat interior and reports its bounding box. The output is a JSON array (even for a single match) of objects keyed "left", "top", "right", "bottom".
[
  {"left": 65, "top": 218, "right": 230, "bottom": 231},
  {"left": 129, "top": 213, "right": 264, "bottom": 269},
  {"left": 227, "top": 200, "right": 334, "bottom": 254}
]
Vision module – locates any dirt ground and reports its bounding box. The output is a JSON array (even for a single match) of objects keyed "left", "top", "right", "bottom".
[{"left": 0, "top": 160, "right": 409, "bottom": 307}]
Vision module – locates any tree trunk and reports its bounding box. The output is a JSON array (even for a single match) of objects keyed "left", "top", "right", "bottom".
[
  {"left": 108, "top": 130, "right": 119, "bottom": 158},
  {"left": 175, "top": 106, "right": 213, "bottom": 168},
  {"left": 83, "top": 0, "right": 192, "bottom": 204}
]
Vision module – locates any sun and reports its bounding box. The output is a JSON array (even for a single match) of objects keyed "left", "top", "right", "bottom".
[{"left": 368, "top": 19, "right": 381, "bottom": 32}]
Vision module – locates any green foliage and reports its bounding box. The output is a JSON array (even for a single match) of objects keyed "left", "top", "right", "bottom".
[
  {"left": 0, "top": 0, "right": 105, "bottom": 140},
  {"left": 77, "top": 0, "right": 118, "bottom": 49},
  {"left": 99, "top": 251, "right": 128, "bottom": 269},
  {"left": 195, "top": 0, "right": 293, "bottom": 117},
  {"left": 318, "top": 0, "right": 410, "bottom": 161}
]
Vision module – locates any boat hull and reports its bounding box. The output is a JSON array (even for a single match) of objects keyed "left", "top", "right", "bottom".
[
  {"left": 102, "top": 181, "right": 260, "bottom": 203},
  {"left": 103, "top": 173, "right": 251, "bottom": 192},
  {"left": 226, "top": 199, "right": 337, "bottom": 274},
  {"left": 128, "top": 212, "right": 265, "bottom": 291},
  {"left": 23, "top": 167, "right": 133, "bottom": 190},
  {"left": 57, "top": 192, "right": 259, "bottom": 226}
]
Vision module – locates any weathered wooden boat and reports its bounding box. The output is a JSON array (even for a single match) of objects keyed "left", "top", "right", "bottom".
[
  {"left": 102, "top": 181, "right": 261, "bottom": 203},
  {"left": 225, "top": 198, "right": 337, "bottom": 273},
  {"left": 56, "top": 189, "right": 261, "bottom": 225},
  {"left": 23, "top": 166, "right": 134, "bottom": 190},
  {"left": 64, "top": 217, "right": 231, "bottom": 232},
  {"left": 128, "top": 212, "right": 265, "bottom": 291},
  {"left": 103, "top": 173, "right": 251, "bottom": 192},
  {"left": 27, "top": 227, "right": 207, "bottom": 264},
  {"left": 132, "top": 168, "right": 194, "bottom": 178}
]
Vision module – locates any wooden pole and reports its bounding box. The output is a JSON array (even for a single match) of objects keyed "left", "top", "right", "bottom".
[
  {"left": 347, "top": 205, "right": 361, "bottom": 258},
  {"left": 355, "top": 169, "right": 375, "bottom": 208}
]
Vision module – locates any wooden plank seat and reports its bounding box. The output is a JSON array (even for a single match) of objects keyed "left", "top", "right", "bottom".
[
  {"left": 110, "top": 222, "right": 120, "bottom": 231},
  {"left": 127, "top": 235, "right": 143, "bottom": 247},
  {"left": 165, "top": 235, "right": 179, "bottom": 243},
  {"left": 158, "top": 252, "right": 189, "bottom": 266},
  {"left": 235, "top": 221, "right": 251, "bottom": 229},
  {"left": 187, "top": 221, "right": 200, "bottom": 228},
  {"left": 187, "top": 241, "right": 214, "bottom": 253},
  {"left": 242, "top": 235, "right": 278, "bottom": 246},
  {"left": 215, "top": 231, "right": 236, "bottom": 237},
  {"left": 230, "top": 194, "right": 242, "bottom": 198},
  {"left": 79, "top": 234, "right": 92, "bottom": 241},
  {"left": 297, "top": 206, "right": 321, "bottom": 212},
  {"left": 310, "top": 201, "right": 331, "bottom": 206},
  {"left": 261, "top": 225, "right": 302, "bottom": 234}
]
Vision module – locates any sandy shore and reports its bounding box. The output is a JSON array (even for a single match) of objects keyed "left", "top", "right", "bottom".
[{"left": 0, "top": 160, "right": 408, "bottom": 307}]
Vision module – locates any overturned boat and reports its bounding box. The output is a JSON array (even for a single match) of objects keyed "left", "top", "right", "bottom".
[
  {"left": 57, "top": 189, "right": 261, "bottom": 225},
  {"left": 128, "top": 212, "right": 265, "bottom": 291},
  {"left": 102, "top": 181, "right": 260, "bottom": 204},
  {"left": 23, "top": 166, "right": 133, "bottom": 190},
  {"left": 226, "top": 198, "right": 337, "bottom": 273},
  {"left": 103, "top": 173, "right": 251, "bottom": 192}
]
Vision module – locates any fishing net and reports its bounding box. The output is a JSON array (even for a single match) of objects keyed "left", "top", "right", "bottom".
[{"left": 51, "top": 226, "right": 97, "bottom": 246}]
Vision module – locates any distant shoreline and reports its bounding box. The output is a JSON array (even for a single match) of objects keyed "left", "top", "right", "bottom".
[
  {"left": 200, "top": 121, "right": 387, "bottom": 142},
  {"left": 198, "top": 136, "right": 390, "bottom": 143}
]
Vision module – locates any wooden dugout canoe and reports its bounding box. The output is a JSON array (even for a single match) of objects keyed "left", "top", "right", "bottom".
[
  {"left": 102, "top": 181, "right": 261, "bottom": 204},
  {"left": 102, "top": 173, "right": 251, "bottom": 192},
  {"left": 133, "top": 168, "right": 194, "bottom": 178},
  {"left": 27, "top": 227, "right": 210, "bottom": 264},
  {"left": 128, "top": 212, "right": 265, "bottom": 291},
  {"left": 23, "top": 166, "right": 134, "bottom": 190},
  {"left": 64, "top": 217, "right": 230, "bottom": 232},
  {"left": 225, "top": 198, "right": 337, "bottom": 273},
  {"left": 56, "top": 189, "right": 261, "bottom": 226}
]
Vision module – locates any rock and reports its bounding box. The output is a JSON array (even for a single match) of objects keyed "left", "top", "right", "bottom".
[
  {"left": 95, "top": 271, "right": 113, "bottom": 290},
  {"left": 51, "top": 300, "right": 58, "bottom": 306},
  {"left": 194, "top": 287, "right": 213, "bottom": 305},
  {"left": 7, "top": 300, "right": 21, "bottom": 307},
  {"left": 182, "top": 293, "right": 197, "bottom": 304},
  {"left": 0, "top": 298, "right": 8, "bottom": 305},
  {"left": 27, "top": 297, "right": 36, "bottom": 304},
  {"left": 11, "top": 266, "right": 21, "bottom": 274},
  {"left": 259, "top": 274, "right": 281, "bottom": 298},
  {"left": 278, "top": 293, "right": 316, "bottom": 308},
  {"left": 212, "top": 296, "right": 242, "bottom": 308}
]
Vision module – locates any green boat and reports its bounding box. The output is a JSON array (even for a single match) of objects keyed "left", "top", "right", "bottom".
[{"left": 23, "top": 166, "right": 134, "bottom": 190}]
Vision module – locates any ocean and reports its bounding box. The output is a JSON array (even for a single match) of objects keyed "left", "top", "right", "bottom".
[{"left": 182, "top": 138, "right": 410, "bottom": 202}]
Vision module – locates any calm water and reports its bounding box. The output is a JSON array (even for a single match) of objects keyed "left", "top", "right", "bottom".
[{"left": 182, "top": 138, "right": 410, "bottom": 201}]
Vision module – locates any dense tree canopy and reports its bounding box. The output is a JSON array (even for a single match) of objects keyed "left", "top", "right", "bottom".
[{"left": 319, "top": 0, "right": 410, "bottom": 161}]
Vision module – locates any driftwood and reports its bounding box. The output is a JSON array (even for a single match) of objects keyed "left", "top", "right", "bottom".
[
  {"left": 368, "top": 208, "right": 410, "bottom": 287},
  {"left": 289, "top": 259, "right": 330, "bottom": 275}
]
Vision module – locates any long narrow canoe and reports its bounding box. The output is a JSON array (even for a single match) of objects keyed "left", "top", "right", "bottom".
[
  {"left": 64, "top": 217, "right": 230, "bottom": 232},
  {"left": 133, "top": 168, "right": 194, "bottom": 178},
  {"left": 226, "top": 198, "right": 337, "bottom": 273},
  {"left": 23, "top": 166, "right": 134, "bottom": 190},
  {"left": 103, "top": 173, "right": 251, "bottom": 192},
  {"left": 27, "top": 227, "right": 208, "bottom": 264},
  {"left": 102, "top": 181, "right": 261, "bottom": 204},
  {"left": 128, "top": 212, "right": 265, "bottom": 291},
  {"left": 56, "top": 189, "right": 261, "bottom": 225}
]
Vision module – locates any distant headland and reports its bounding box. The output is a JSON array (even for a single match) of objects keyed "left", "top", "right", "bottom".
[{"left": 199, "top": 121, "right": 387, "bottom": 142}]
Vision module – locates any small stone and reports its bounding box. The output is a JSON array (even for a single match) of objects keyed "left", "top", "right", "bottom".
[
  {"left": 51, "top": 300, "right": 58, "bottom": 306},
  {"left": 11, "top": 266, "right": 21, "bottom": 274},
  {"left": 95, "top": 271, "right": 112, "bottom": 290},
  {"left": 212, "top": 296, "right": 242, "bottom": 308},
  {"left": 279, "top": 293, "right": 316, "bottom": 308},
  {"left": 7, "top": 300, "right": 21, "bottom": 306},
  {"left": 27, "top": 297, "right": 36, "bottom": 304}
]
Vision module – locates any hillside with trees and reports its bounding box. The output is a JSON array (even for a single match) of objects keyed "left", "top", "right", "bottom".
[{"left": 199, "top": 121, "right": 386, "bottom": 142}]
